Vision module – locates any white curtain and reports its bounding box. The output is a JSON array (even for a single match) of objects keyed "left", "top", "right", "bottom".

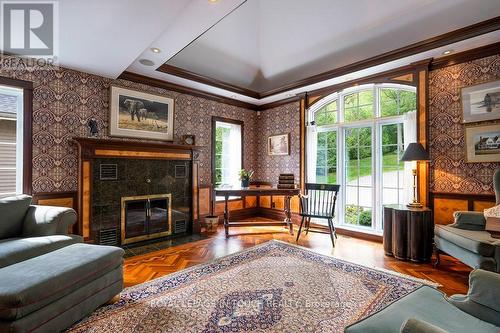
[
  {"left": 403, "top": 111, "right": 417, "bottom": 204},
  {"left": 220, "top": 122, "right": 241, "bottom": 188},
  {"left": 306, "top": 124, "right": 317, "bottom": 183}
]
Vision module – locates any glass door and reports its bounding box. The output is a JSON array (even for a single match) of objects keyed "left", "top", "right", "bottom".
[
  {"left": 344, "top": 126, "right": 373, "bottom": 228},
  {"left": 381, "top": 123, "right": 405, "bottom": 206}
]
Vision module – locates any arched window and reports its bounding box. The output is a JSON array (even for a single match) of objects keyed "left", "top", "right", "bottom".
[{"left": 307, "top": 83, "right": 417, "bottom": 234}]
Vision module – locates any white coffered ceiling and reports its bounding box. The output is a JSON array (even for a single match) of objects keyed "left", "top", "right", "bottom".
[{"left": 32, "top": 0, "right": 500, "bottom": 105}]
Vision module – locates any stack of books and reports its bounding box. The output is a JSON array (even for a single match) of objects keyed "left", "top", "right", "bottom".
[{"left": 277, "top": 173, "right": 295, "bottom": 189}]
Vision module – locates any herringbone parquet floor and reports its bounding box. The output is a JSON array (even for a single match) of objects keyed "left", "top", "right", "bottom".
[{"left": 124, "top": 223, "right": 471, "bottom": 296}]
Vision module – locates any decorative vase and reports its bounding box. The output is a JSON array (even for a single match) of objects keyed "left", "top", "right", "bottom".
[{"left": 241, "top": 179, "right": 249, "bottom": 188}]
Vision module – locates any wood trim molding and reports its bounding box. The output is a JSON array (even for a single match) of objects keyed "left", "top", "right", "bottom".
[
  {"left": 0, "top": 75, "right": 33, "bottom": 195},
  {"left": 157, "top": 64, "right": 260, "bottom": 99},
  {"left": 123, "top": 40, "right": 500, "bottom": 113},
  {"left": 256, "top": 95, "right": 301, "bottom": 111},
  {"left": 118, "top": 71, "right": 257, "bottom": 110},
  {"left": 430, "top": 41, "right": 500, "bottom": 70},
  {"left": 155, "top": 13, "right": 500, "bottom": 101},
  {"left": 259, "top": 16, "right": 500, "bottom": 98}
]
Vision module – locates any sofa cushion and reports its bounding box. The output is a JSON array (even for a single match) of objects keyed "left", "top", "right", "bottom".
[
  {"left": 345, "top": 286, "right": 500, "bottom": 333},
  {"left": 434, "top": 225, "right": 498, "bottom": 257},
  {"left": 0, "top": 235, "right": 81, "bottom": 268},
  {"left": 0, "top": 243, "right": 124, "bottom": 320},
  {"left": 0, "top": 195, "right": 32, "bottom": 239}
]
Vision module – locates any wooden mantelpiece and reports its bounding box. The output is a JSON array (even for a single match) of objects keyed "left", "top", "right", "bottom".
[{"left": 73, "top": 137, "right": 203, "bottom": 242}]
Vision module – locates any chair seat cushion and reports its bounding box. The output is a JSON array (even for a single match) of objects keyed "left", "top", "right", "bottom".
[
  {"left": 0, "top": 235, "right": 81, "bottom": 268},
  {"left": 0, "top": 243, "right": 124, "bottom": 320},
  {"left": 434, "top": 225, "right": 498, "bottom": 257},
  {"left": 345, "top": 286, "right": 500, "bottom": 333}
]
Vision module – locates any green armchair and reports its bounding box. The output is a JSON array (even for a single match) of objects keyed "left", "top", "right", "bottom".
[
  {"left": 434, "top": 168, "right": 500, "bottom": 272},
  {"left": 345, "top": 269, "right": 500, "bottom": 333}
]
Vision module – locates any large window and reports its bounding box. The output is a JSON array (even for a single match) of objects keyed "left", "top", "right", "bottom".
[
  {"left": 212, "top": 117, "right": 243, "bottom": 191},
  {"left": 307, "top": 83, "right": 416, "bottom": 233},
  {"left": 0, "top": 85, "right": 24, "bottom": 198}
]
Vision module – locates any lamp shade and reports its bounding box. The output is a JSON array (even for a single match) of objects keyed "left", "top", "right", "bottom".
[{"left": 400, "top": 143, "right": 430, "bottom": 162}]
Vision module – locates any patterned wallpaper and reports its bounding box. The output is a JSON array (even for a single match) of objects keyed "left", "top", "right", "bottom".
[
  {"left": 0, "top": 66, "right": 257, "bottom": 192},
  {"left": 429, "top": 54, "right": 500, "bottom": 194},
  {"left": 254, "top": 102, "right": 301, "bottom": 183}
]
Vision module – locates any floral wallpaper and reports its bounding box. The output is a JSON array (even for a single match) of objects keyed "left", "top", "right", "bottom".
[
  {"left": 0, "top": 65, "right": 257, "bottom": 192},
  {"left": 428, "top": 54, "right": 500, "bottom": 194},
  {"left": 254, "top": 102, "right": 301, "bottom": 183}
]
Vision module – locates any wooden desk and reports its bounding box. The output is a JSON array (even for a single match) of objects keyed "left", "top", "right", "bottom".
[{"left": 214, "top": 187, "right": 300, "bottom": 237}]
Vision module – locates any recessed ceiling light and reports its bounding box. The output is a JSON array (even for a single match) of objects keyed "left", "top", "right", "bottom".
[
  {"left": 208, "top": 0, "right": 219, "bottom": 3},
  {"left": 151, "top": 47, "right": 161, "bottom": 54},
  {"left": 139, "top": 59, "right": 155, "bottom": 66},
  {"left": 443, "top": 49, "right": 453, "bottom": 55}
]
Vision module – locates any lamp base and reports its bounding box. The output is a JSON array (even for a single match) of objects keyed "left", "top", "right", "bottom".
[{"left": 407, "top": 202, "right": 423, "bottom": 208}]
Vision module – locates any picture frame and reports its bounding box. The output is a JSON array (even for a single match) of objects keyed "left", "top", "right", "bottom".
[
  {"left": 461, "top": 80, "right": 500, "bottom": 123},
  {"left": 267, "top": 133, "right": 290, "bottom": 156},
  {"left": 465, "top": 123, "right": 500, "bottom": 163},
  {"left": 109, "top": 86, "right": 174, "bottom": 141}
]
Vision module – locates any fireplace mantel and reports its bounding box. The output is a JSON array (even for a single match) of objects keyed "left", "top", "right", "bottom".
[
  {"left": 73, "top": 137, "right": 203, "bottom": 160},
  {"left": 73, "top": 137, "right": 203, "bottom": 243}
]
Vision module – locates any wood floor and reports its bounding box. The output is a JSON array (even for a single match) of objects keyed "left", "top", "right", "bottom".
[{"left": 124, "top": 223, "right": 471, "bottom": 296}]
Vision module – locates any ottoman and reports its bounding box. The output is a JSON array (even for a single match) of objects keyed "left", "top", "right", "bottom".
[{"left": 0, "top": 243, "right": 124, "bottom": 333}]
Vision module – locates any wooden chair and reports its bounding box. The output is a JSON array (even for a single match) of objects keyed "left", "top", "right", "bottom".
[{"left": 296, "top": 183, "right": 340, "bottom": 246}]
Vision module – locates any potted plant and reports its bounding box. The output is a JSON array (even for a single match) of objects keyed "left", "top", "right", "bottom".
[{"left": 239, "top": 169, "right": 254, "bottom": 188}]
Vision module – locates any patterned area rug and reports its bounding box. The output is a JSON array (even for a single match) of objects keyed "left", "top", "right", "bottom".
[{"left": 69, "top": 240, "right": 429, "bottom": 333}]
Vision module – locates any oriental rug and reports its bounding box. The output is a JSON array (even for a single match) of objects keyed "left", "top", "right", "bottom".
[{"left": 68, "top": 240, "right": 431, "bottom": 333}]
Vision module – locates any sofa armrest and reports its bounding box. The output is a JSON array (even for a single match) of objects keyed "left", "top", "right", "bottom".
[
  {"left": 22, "top": 205, "right": 77, "bottom": 236},
  {"left": 451, "top": 211, "right": 486, "bottom": 230},
  {"left": 400, "top": 318, "right": 448, "bottom": 333},
  {"left": 447, "top": 269, "right": 500, "bottom": 326}
]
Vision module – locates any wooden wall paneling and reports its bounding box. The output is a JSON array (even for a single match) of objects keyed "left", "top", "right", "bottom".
[
  {"left": 416, "top": 63, "right": 430, "bottom": 208},
  {"left": 473, "top": 200, "right": 496, "bottom": 212},
  {"left": 192, "top": 160, "right": 200, "bottom": 233},
  {"left": 82, "top": 160, "right": 91, "bottom": 238},
  {"left": 290, "top": 196, "right": 300, "bottom": 213},
  {"left": 272, "top": 195, "right": 285, "bottom": 210},
  {"left": 433, "top": 198, "right": 468, "bottom": 224},
  {"left": 214, "top": 199, "right": 245, "bottom": 214},
  {"left": 37, "top": 197, "right": 74, "bottom": 208},
  {"left": 430, "top": 192, "right": 497, "bottom": 224},
  {"left": 300, "top": 96, "right": 306, "bottom": 191},
  {"left": 198, "top": 186, "right": 211, "bottom": 216},
  {"left": 259, "top": 196, "right": 272, "bottom": 208},
  {"left": 245, "top": 196, "right": 257, "bottom": 208}
]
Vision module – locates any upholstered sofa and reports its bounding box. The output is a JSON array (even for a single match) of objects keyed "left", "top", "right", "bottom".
[
  {"left": 0, "top": 195, "right": 124, "bottom": 332},
  {"left": 434, "top": 168, "right": 500, "bottom": 272},
  {"left": 345, "top": 269, "right": 500, "bottom": 333}
]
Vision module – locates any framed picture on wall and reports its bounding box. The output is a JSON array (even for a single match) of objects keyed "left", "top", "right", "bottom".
[
  {"left": 268, "top": 133, "right": 290, "bottom": 156},
  {"left": 109, "top": 86, "right": 174, "bottom": 141},
  {"left": 465, "top": 123, "right": 500, "bottom": 163},
  {"left": 461, "top": 80, "right": 500, "bottom": 123}
]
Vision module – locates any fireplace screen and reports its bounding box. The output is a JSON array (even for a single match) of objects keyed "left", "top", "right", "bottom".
[{"left": 121, "top": 194, "right": 172, "bottom": 245}]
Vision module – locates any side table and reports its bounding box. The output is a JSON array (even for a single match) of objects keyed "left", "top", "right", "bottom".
[{"left": 383, "top": 204, "right": 433, "bottom": 262}]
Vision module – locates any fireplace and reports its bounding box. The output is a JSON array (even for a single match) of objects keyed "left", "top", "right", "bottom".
[
  {"left": 121, "top": 194, "right": 172, "bottom": 245},
  {"left": 73, "top": 138, "right": 202, "bottom": 246}
]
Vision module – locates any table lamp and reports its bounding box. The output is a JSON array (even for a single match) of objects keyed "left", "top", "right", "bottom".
[{"left": 400, "top": 143, "right": 430, "bottom": 208}]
